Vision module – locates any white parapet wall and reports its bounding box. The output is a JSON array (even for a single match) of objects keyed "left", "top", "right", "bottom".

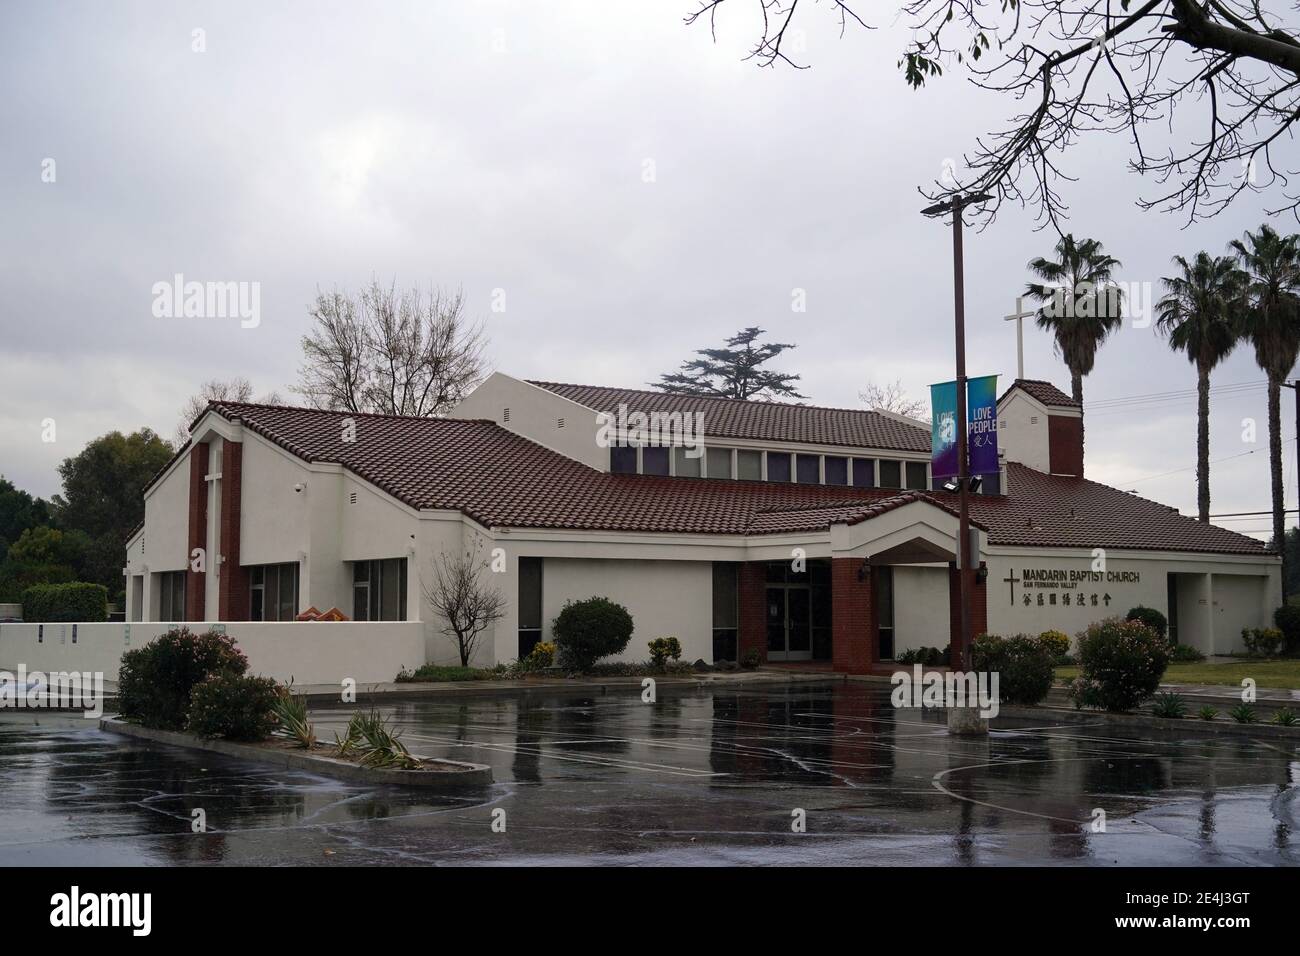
[{"left": 0, "top": 621, "right": 426, "bottom": 686}]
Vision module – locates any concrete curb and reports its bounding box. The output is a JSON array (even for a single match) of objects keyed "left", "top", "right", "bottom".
[
  {"left": 995, "top": 703, "right": 1300, "bottom": 741},
  {"left": 302, "top": 669, "right": 840, "bottom": 707},
  {"left": 98, "top": 717, "right": 493, "bottom": 789}
]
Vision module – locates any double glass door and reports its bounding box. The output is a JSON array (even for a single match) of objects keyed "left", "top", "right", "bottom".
[{"left": 767, "top": 585, "right": 813, "bottom": 661}]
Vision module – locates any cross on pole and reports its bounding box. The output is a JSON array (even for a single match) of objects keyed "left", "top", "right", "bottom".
[{"left": 1004, "top": 296, "right": 1035, "bottom": 380}]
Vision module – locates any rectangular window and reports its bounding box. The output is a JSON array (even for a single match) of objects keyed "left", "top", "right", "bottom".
[
  {"left": 706, "top": 447, "right": 732, "bottom": 479},
  {"left": 609, "top": 446, "right": 637, "bottom": 474},
  {"left": 642, "top": 446, "right": 670, "bottom": 476},
  {"left": 978, "top": 470, "right": 1001, "bottom": 495},
  {"left": 519, "top": 557, "right": 543, "bottom": 658},
  {"left": 879, "top": 460, "right": 902, "bottom": 488},
  {"left": 250, "top": 563, "right": 300, "bottom": 622},
  {"left": 350, "top": 559, "right": 406, "bottom": 622},
  {"left": 905, "top": 462, "right": 928, "bottom": 490},
  {"left": 674, "top": 447, "right": 702, "bottom": 477},
  {"left": 736, "top": 449, "right": 762, "bottom": 481},
  {"left": 766, "top": 452, "right": 791, "bottom": 482},
  {"left": 851, "top": 458, "right": 875, "bottom": 488},
  {"left": 795, "top": 454, "right": 820, "bottom": 484},
  {"left": 158, "top": 571, "right": 186, "bottom": 621},
  {"left": 711, "top": 562, "right": 738, "bottom": 662},
  {"left": 824, "top": 456, "right": 848, "bottom": 485}
]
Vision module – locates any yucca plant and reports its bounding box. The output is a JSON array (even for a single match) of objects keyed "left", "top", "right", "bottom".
[
  {"left": 1229, "top": 703, "right": 1257, "bottom": 724},
  {"left": 273, "top": 689, "right": 316, "bottom": 749},
  {"left": 354, "top": 709, "right": 422, "bottom": 770},
  {"left": 1271, "top": 707, "right": 1297, "bottom": 726},
  {"left": 333, "top": 713, "right": 364, "bottom": 758},
  {"left": 1151, "top": 692, "right": 1188, "bottom": 719},
  {"left": 1198, "top": 706, "right": 1219, "bottom": 722}
]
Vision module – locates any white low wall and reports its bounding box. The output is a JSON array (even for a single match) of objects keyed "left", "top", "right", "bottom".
[{"left": 0, "top": 621, "right": 426, "bottom": 686}]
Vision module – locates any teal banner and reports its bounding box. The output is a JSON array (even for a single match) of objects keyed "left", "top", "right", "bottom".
[
  {"left": 929, "top": 375, "right": 999, "bottom": 480},
  {"left": 929, "top": 381, "right": 958, "bottom": 480}
]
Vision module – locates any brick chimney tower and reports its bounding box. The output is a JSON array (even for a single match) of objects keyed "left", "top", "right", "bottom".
[{"left": 996, "top": 379, "right": 1083, "bottom": 477}]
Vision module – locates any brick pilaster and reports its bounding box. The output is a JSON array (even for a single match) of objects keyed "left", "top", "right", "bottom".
[
  {"left": 832, "top": 557, "right": 876, "bottom": 674},
  {"left": 948, "top": 562, "right": 989, "bottom": 667},
  {"left": 217, "top": 441, "right": 249, "bottom": 621},
  {"left": 737, "top": 562, "right": 767, "bottom": 664},
  {"left": 185, "top": 443, "right": 208, "bottom": 621}
]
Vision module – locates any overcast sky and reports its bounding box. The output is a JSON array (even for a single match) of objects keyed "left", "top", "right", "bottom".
[{"left": 2, "top": 1, "right": 1296, "bottom": 539}]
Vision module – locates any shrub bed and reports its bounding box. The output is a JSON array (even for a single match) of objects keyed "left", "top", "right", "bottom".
[
  {"left": 186, "top": 672, "right": 281, "bottom": 741},
  {"left": 971, "top": 633, "right": 1054, "bottom": 705},
  {"left": 552, "top": 596, "right": 634, "bottom": 671}
]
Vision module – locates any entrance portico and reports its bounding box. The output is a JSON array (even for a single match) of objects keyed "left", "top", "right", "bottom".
[{"left": 739, "top": 495, "right": 989, "bottom": 674}]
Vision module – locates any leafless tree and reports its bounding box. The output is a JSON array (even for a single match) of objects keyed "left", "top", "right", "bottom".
[
  {"left": 295, "top": 279, "right": 488, "bottom": 417},
  {"left": 685, "top": 0, "right": 1300, "bottom": 226},
  {"left": 424, "top": 552, "right": 506, "bottom": 667},
  {"left": 177, "top": 377, "right": 283, "bottom": 444},
  {"left": 860, "top": 378, "right": 930, "bottom": 419}
]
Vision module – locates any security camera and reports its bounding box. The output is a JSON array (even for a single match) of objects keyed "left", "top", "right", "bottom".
[{"left": 293, "top": 483, "right": 305, "bottom": 494}]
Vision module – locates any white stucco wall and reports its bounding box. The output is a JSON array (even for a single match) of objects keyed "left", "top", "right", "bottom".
[
  {"left": 450, "top": 372, "right": 608, "bottom": 470},
  {"left": 997, "top": 390, "right": 1053, "bottom": 473},
  {"left": 891, "top": 565, "right": 950, "bottom": 653}
]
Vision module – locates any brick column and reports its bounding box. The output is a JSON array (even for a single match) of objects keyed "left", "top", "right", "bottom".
[
  {"left": 737, "top": 562, "right": 767, "bottom": 664},
  {"left": 217, "top": 441, "right": 250, "bottom": 621},
  {"left": 948, "top": 562, "right": 989, "bottom": 667},
  {"left": 832, "top": 557, "right": 876, "bottom": 674},
  {"left": 185, "top": 443, "right": 208, "bottom": 621}
]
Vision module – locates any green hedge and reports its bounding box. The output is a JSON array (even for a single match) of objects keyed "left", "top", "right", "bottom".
[{"left": 20, "top": 582, "right": 108, "bottom": 622}]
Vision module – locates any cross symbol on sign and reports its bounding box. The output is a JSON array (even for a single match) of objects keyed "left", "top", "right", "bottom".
[{"left": 1003, "top": 571, "right": 1020, "bottom": 605}]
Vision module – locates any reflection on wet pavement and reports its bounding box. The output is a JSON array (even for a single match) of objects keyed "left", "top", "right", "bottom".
[{"left": 1, "top": 682, "right": 1296, "bottom": 865}]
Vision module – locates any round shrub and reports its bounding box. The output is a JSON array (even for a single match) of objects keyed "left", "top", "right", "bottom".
[
  {"left": 1273, "top": 604, "right": 1300, "bottom": 655},
  {"left": 1125, "top": 605, "right": 1168, "bottom": 639},
  {"left": 551, "top": 597, "right": 634, "bottom": 672},
  {"left": 117, "top": 627, "right": 249, "bottom": 730},
  {"left": 1037, "top": 629, "right": 1070, "bottom": 662},
  {"left": 1070, "top": 617, "right": 1170, "bottom": 712},
  {"left": 186, "top": 672, "right": 281, "bottom": 741},
  {"left": 971, "top": 633, "right": 1054, "bottom": 705},
  {"left": 648, "top": 636, "right": 683, "bottom": 669}
]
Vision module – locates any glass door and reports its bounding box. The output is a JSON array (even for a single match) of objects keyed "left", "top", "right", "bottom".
[{"left": 766, "top": 584, "right": 813, "bottom": 661}]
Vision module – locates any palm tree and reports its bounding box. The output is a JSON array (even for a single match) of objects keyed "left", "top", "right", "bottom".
[
  {"left": 1230, "top": 224, "right": 1300, "bottom": 583},
  {"left": 1025, "top": 234, "right": 1125, "bottom": 406},
  {"left": 1155, "top": 252, "right": 1245, "bottom": 522}
]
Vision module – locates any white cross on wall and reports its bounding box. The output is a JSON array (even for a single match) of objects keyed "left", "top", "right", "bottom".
[{"left": 1004, "top": 296, "right": 1036, "bottom": 380}]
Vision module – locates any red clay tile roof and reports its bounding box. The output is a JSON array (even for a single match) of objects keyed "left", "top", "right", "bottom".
[
  {"left": 1000, "top": 378, "right": 1080, "bottom": 409},
  {"left": 528, "top": 381, "right": 931, "bottom": 452},
  {"left": 188, "top": 402, "right": 1268, "bottom": 555}
]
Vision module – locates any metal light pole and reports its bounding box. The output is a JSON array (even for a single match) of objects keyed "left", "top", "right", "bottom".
[{"left": 922, "top": 192, "right": 991, "bottom": 671}]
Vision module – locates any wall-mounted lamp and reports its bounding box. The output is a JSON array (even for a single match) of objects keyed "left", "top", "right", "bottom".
[
  {"left": 975, "top": 563, "right": 988, "bottom": 585},
  {"left": 857, "top": 557, "right": 871, "bottom": 582}
]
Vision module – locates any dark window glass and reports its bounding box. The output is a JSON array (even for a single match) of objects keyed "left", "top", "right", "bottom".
[
  {"left": 796, "top": 454, "right": 820, "bottom": 484},
  {"left": 609, "top": 446, "right": 637, "bottom": 474},
  {"left": 712, "top": 563, "right": 738, "bottom": 629},
  {"left": 766, "top": 452, "right": 791, "bottom": 482},
  {"left": 851, "top": 458, "right": 875, "bottom": 488},
  {"left": 905, "top": 462, "right": 929, "bottom": 490},
  {"left": 765, "top": 562, "right": 787, "bottom": 583},
  {"left": 518, "top": 557, "right": 543, "bottom": 658},
  {"left": 824, "top": 456, "right": 848, "bottom": 485},
  {"left": 643, "top": 446, "right": 670, "bottom": 475},
  {"left": 879, "top": 460, "right": 902, "bottom": 488},
  {"left": 380, "top": 558, "right": 401, "bottom": 621},
  {"left": 736, "top": 450, "right": 762, "bottom": 481},
  {"left": 706, "top": 447, "right": 732, "bottom": 479},
  {"left": 978, "top": 470, "right": 1001, "bottom": 495}
]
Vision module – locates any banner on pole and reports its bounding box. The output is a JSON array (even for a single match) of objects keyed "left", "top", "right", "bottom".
[{"left": 929, "top": 375, "right": 999, "bottom": 481}]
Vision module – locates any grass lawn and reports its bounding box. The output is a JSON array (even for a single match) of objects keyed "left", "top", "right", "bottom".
[
  {"left": 1055, "top": 659, "right": 1300, "bottom": 690},
  {"left": 396, "top": 664, "right": 500, "bottom": 683}
]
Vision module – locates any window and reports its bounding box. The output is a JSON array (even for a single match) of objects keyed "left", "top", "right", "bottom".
[
  {"left": 879, "top": 460, "right": 902, "bottom": 488},
  {"left": 905, "top": 462, "right": 928, "bottom": 490},
  {"left": 766, "top": 452, "right": 791, "bottom": 482},
  {"left": 737, "top": 449, "right": 762, "bottom": 481},
  {"left": 978, "top": 470, "right": 1002, "bottom": 495},
  {"left": 824, "top": 456, "right": 848, "bottom": 485},
  {"left": 706, "top": 447, "right": 732, "bottom": 479},
  {"left": 796, "top": 454, "right": 820, "bottom": 484},
  {"left": 250, "top": 563, "right": 300, "bottom": 621},
  {"left": 351, "top": 559, "right": 406, "bottom": 622},
  {"left": 158, "top": 571, "right": 186, "bottom": 621},
  {"left": 609, "top": 446, "right": 637, "bottom": 474},
  {"left": 519, "top": 557, "right": 543, "bottom": 658},
  {"left": 674, "top": 447, "right": 701, "bottom": 477},
  {"left": 711, "top": 563, "right": 738, "bottom": 662},
  {"left": 851, "top": 458, "right": 875, "bottom": 488},
  {"left": 643, "top": 446, "right": 670, "bottom": 475}
]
